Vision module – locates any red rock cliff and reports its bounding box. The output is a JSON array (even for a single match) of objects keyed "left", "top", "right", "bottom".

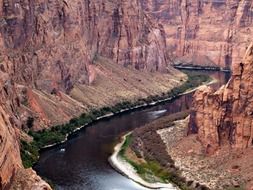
[
  {"left": 0, "top": 80, "right": 21, "bottom": 189},
  {"left": 189, "top": 43, "right": 253, "bottom": 154},
  {"left": 0, "top": 68, "right": 52, "bottom": 189},
  {"left": 140, "top": 0, "right": 253, "bottom": 69},
  {"left": 0, "top": 0, "right": 169, "bottom": 93},
  {"left": 0, "top": 0, "right": 181, "bottom": 189}
]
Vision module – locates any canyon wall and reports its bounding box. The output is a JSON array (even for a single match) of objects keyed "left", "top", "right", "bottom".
[
  {"left": 0, "top": 0, "right": 182, "bottom": 189},
  {"left": 1, "top": 0, "right": 169, "bottom": 93},
  {"left": 0, "top": 0, "right": 178, "bottom": 129},
  {"left": 140, "top": 0, "right": 253, "bottom": 69},
  {"left": 189, "top": 43, "right": 253, "bottom": 154},
  {"left": 0, "top": 62, "right": 52, "bottom": 189},
  {"left": 0, "top": 78, "right": 21, "bottom": 189}
]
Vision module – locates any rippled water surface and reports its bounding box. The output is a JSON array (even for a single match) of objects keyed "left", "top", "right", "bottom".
[{"left": 34, "top": 70, "right": 230, "bottom": 190}]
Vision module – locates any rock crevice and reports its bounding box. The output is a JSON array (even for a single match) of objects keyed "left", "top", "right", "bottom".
[
  {"left": 141, "top": 0, "right": 253, "bottom": 69},
  {"left": 0, "top": 0, "right": 180, "bottom": 189},
  {"left": 189, "top": 43, "right": 253, "bottom": 153}
]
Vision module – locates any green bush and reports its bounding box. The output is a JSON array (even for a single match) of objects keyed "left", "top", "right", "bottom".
[
  {"left": 119, "top": 135, "right": 192, "bottom": 190},
  {"left": 21, "top": 71, "right": 211, "bottom": 169},
  {"left": 21, "top": 140, "right": 39, "bottom": 168},
  {"left": 119, "top": 134, "right": 132, "bottom": 157}
]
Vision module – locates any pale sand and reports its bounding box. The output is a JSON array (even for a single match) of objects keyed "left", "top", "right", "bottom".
[{"left": 109, "top": 133, "right": 178, "bottom": 190}]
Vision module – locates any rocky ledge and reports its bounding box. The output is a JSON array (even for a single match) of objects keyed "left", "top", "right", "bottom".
[
  {"left": 189, "top": 43, "right": 253, "bottom": 152},
  {"left": 141, "top": 0, "right": 253, "bottom": 69},
  {"left": 129, "top": 44, "right": 253, "bottom": 189},
  {"left": 186, "top": 43, "right": 253, "bottom": 189},
  {"left": 129, "top": 114, "right": 253, "bottom": 190},
  {"left": 158, "top": 117, "right": 252, "bottom": 190}
]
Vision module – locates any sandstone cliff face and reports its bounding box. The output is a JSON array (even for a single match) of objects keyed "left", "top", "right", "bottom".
[
  {"left": 0, "top": 0, "right": 174, "bottom": 129},
  {"left": 0, "top": 0, "right": 182, "bottom": 189},
  {"left": 189, "top": 44, "right": 253, "bottom": 153},
  {"left": 140, "top": 0, "right": 253, "bottom": 69},
  {"left": 0, "top": 83, "right": 21, "bottom": 190},
  {"left": 0, "top": 0, "right": 169, "bottom": 94}
]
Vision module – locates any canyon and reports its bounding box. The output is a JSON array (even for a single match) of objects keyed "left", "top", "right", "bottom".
[
  {"left": 129, "top": 45, "right": 253, "bottom": 189},
  {"left": 140, "top": 0, "right": 253, "bottom": 69},
  {"left": 155, "top": 43, "right": 253, "bottom": 189},
  {"left": 1, "top": 0, "right": 253, "bottom": 189},
  {"left": 0, "top": 0, "right": 185, "bottom": 189},
  {"left": 189, "top": 43, "right": 253, "bottom": 153}
]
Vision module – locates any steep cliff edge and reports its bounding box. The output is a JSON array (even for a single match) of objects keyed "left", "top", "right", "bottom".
[
  {"left": 189, "top": 43, "right": 253, "bottom": 153},
  {"left": 0, "top": 83, "right": 22, "bottom": 189},
  {"left": 140, "top": 0, "right": 253, "bottom": 69},
  {"left": 0, "top": 0, "right": 185, "bottom": 189},
  {"left": 134, "top": 47, "right": 253, "bottom": 188},
  {"left": 0, "top": 70, "right": 52, "bottom": 189},
  {"left": 0, "top": 0, "right": 180, "bottom": 128},
  {"left": 128, "top": 44, "right": 253, "bottom": 190}
]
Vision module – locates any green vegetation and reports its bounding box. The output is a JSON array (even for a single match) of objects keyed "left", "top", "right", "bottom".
[
  {"left": 20, "top": 140, "right": 39, "bottom": 169},
  {"left": 21, "top": 71, "right": 212, "bottom": 168},
  {"left": 119, "top": 135, "right": 191, "bottom": 190},
  {"left": 167, "top": 71, "right": 211, "bottom": 96},
  {"left": 119, "top": 134, "right": 132, "bottom": 157}
]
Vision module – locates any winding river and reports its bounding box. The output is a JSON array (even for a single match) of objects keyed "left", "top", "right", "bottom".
[{"left": 34, "top": 70, "right": 230, "bottom": 190}]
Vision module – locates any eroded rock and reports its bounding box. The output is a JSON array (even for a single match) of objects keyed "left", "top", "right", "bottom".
[
  {"left": 0, "top": 0, "right": 182, "bottom": 189},
  {"left": 140, "top": 0, "right": 253, "bottom": 69},
  {"left": 189, "top": 43, "right": 253, "bottom": 152}
]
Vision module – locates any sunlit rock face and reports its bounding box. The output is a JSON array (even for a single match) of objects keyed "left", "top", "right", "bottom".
[
  {"left": 140, "top": 0, "right": 253, "bottom": 69},
  {"left": 0, "top": 0, "right": 174, "bottom": 128},
  {"left": 0, "top": 0, "right": 178, "bottom": 189},
  {"left": 0, "top": 0, "right": 170, "bottom": 93},
  {"left": 0, "top": 81, "right": 21, "bottom": 190},
  {"left": 189, "top": 44, "right": 253, "bottom": 154}
]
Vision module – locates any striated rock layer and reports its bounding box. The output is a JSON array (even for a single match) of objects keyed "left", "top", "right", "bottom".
[
  {"left": 189, "top": 43, "right": 253, "bottom": 154},
  {"left": 0, "top": 0, "right": 170, "bottom": 93},
  {"left": 0, "top": 82, "right": 21, "bottom": 190},
  {"left": 140, "top": 0, "right": 253, "bottom": 69},
  {"left": 0, "top": 0, "right": 185, "bottom": 189},
  {"left": 0, "top": 0, "right": 178, "bottom": 128}
]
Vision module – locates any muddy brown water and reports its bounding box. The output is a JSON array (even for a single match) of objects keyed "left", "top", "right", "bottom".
[{"left": 34, "top": 70, "right": 230, "bottom": 190}]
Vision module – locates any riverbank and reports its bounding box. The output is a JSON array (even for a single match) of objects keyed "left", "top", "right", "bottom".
[
  {"left": 173, "top": 66, "right": 231, "bottom": 73},
  {"left": 118, "top": 112, "right": 248, "bottom": 190},
  {"left": 21, "top": 71, "right": 212, "bottom": 169},
  {"left": 173, "top": 65, "right": 220, "bottom": 71},
  {"left": 157, "top": 117, "right": 250, "bottom": 190},
  {"left": 109, "top": 110, "right": 194, "bottom": 190},
  {"left": 108, "top": 69, "right": 227, "bottom": 190},
  {"left": 109, "top": 133, "right": 178, "bottom": 190},
  {"left": 107, "top": 70, "right": 220, "bottom": 190}
]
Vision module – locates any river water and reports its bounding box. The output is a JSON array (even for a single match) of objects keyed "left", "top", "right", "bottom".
[{"left": 34, "top": 70, "right": 230, "bottom": 190}]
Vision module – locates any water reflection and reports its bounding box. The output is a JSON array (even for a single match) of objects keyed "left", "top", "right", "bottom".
[{"left": 34, "top": 70, "right": 229, "bottom": 190}]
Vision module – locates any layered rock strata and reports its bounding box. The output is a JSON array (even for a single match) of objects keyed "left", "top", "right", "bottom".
[
  {"left": 189, "top": 43, "right": 253, "bottom": 153},
  {"left": 140, "top": 0, "right": 253, "bottom": 69},
  {"left": 0, "top": 0, "right": 184, "bottom": 189}
]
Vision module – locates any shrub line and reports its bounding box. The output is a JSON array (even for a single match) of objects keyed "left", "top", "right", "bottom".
[{"left": 21, "top": 71, "right": 212, "bottom": 168}]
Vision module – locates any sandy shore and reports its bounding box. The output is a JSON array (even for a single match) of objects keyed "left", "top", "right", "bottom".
[
  {"left": 157, "top": 117, "right": 252, "bottom": 190},
  {"left": 107, "top": 78, "right": 218, "bottom": 190},
  {"left": 108, "top": 133, "right": 178, "bottom": 190}
]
